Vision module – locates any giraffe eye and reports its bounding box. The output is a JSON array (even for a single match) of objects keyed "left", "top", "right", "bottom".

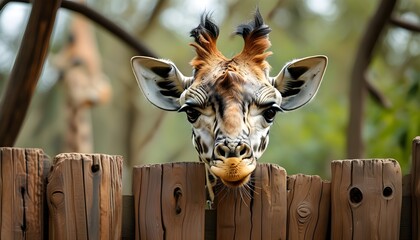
[
  {"left": 183, "top": 107, "right": 201, "bottom": 123},
  {"left": 262, "top": 107, "right": 278, "bottom": 123}
]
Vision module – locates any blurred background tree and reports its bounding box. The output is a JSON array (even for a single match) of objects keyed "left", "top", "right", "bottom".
[{"left": 0, "top": 0, "right": 419, "bottom": 194}]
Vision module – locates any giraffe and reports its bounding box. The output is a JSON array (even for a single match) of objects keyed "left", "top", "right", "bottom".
[
  {"left": 131, "top": 10, "right": 327, "bottom": 200},
  {"left": 55, "top": 10, "right": 111, "bottom": 153}
]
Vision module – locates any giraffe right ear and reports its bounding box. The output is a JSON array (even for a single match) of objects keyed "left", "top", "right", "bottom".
[
  {"left": 131, "top": 56, "right": 193, "bottom": 111},
  {"left": 272, "top": 55, "right": 327, "bottom": 111}
]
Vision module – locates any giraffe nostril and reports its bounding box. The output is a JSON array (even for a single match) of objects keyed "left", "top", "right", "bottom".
[
  {"left": 219, "top": 148, "right": 226, "bottom": 157},
  {"left": 237, "top": 143, "right": 251, "bottom": 158},
  {"left": 215, "top": 145, "right": 228, "bottom": 158},
  {"left": 239, "top": 147, "right": 247, "bottom": 156}
]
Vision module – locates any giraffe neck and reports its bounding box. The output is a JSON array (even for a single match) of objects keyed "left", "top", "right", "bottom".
[{"left": 65, "top": 101, "right": 93, "bottom": 153}]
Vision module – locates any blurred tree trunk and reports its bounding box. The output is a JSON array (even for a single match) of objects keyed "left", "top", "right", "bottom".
[
  {"left": 347, "top": 0, "right": 397, "bottom": 158},
  {"left": 0, "top": 0, "right": 61, "bottom": 146}
]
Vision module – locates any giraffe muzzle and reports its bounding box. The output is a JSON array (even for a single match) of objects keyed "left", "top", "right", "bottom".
[{"left": 210, "top": 157, "right": 256, "bottom": 187}]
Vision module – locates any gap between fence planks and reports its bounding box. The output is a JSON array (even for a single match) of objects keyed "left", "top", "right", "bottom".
[
  {"left": 47, "top": 153, "right": 123, "bottom": 240},
  {"left": 412, "top": 136, "right": 420, "bottom": 240}
]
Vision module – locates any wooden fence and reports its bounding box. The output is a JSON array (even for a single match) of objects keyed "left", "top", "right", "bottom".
[{"left": 0, "top": 137, "right": 419, "bottom": 239}]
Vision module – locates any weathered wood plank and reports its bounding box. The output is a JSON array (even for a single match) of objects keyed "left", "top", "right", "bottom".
[
  {"left": 258, "top": 164, "right": 287, "bottom": 239},
  {"left": 331, "top": 159, "right": 402, "bottom": 240},
  {"left": 287, "top": 174, "right": 331, "bottom": 240},
  {"left": 47, "top": 153, "right": 122, "bottom": 239},
  {"left": 144, "top": 165, "right": 163, "bottom": 240},
  {"left": 0, "top": 148, "right": 49, "bottom": 240},
  {"left": 215, "top": 175, "right": 251, "bottom": 239},
  {"left": 412, "top": 136, "right": 420, "bottom": 240},
  {"left": 133, "top": 162, "right": 206, "bottom": 240},
  {"left": 132, "top": 166, "right": 142, "bottom": 240},
  {"left": 214, "top": 163, "right": 287, "bottom": 240},
  {"left": 162, "top": 163, "right": 206, "bottom": 239},
  {"left": 99, "top": 154, "right": 123, "bottom": 239}
]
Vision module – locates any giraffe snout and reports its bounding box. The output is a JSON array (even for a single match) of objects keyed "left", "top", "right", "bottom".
[
  {"left": 211, "top": 141, "right": 255, "bottom": 187},
  {"left": 214, "top": 141, "right": 251, "bottom": 159}
]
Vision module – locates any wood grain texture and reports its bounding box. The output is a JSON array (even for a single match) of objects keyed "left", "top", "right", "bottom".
[
  {"left": 132, "top": 162, "right": 206, "bottom": 240},
  {"left": 331, "top": 159, "right": 402, "bottom": 240},
  {"left": 412, "top": 136, "right": 420, "bottom": 240},
  {"left": 214, "top": 163, "right": 287, "bottom": 240},
  {"left": 287, "top": 174, "right": 331, "bottom": 240},
  {"left": 47, "top": 153, "right": 122, "bottom": 240},
  {"left": 0, "top": 148, "right": 49, "bottom": 239}
]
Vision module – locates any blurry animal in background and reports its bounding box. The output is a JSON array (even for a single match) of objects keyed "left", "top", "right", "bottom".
[{"left": 54, "top": 8, "right": 111, "bottom": 153}]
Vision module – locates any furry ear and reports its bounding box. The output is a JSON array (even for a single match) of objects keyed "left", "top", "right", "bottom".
[
  {"left": 131, "top": 56, "right": 192, "bottom": 111},
  {"left": 272, "top": 56, "right": 327, "bottom": 111}
]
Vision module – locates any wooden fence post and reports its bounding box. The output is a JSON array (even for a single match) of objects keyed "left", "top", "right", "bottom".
[
  {"left": 331, "top": 159, "right": 402, "bottom": 240},
  {"left": 287, "top": 174, "right": 331, "bottom": 240},
  {"left": 47, "top": 153, "right": 123, "bottom": 239},
  {"left": 132, "top": 162, "right": 206, "bottom": 240},
  {"left": 411, "top": 136, "right": 420, "bottom": 239},
  {"left": 214, "top": 163, "right": 287, "bottom": 240},
  {"left": 0, "top": 148, "right": 50, "bottom": 239}
]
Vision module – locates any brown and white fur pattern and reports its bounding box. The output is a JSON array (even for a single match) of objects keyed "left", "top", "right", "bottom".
[
  {"left": 131, "top": 10, "right": 327, "bottom": 200},
  {"left": 56, "top": 10, "right": 111, "bottom": 153}
]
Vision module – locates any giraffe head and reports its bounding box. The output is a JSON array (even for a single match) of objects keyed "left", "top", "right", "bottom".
[{"left": 131, "top": 10, "right": 327, "bottom": 188}]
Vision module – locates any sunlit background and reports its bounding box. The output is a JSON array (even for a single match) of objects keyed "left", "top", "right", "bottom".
[{"left": 0, "top": 0, "right": 419, "bottom": 194}]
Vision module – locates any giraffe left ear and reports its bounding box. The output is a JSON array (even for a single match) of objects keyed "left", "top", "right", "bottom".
[
  {"left": 272, "top": 55, "right": 327, "bottom": 111},
  {"left": 131, "top": 56, "right": 192, "bottom": 111}
]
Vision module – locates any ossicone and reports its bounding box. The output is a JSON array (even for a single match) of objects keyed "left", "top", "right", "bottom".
[
  {"left": 234, "top": 9, "right": 272, "bottom": 67},
  {"left": 189, "top": 13, "right": 225, "bottom": 69}
]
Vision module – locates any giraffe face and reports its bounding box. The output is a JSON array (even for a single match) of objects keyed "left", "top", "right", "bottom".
[
  {"left": 179, "top": 63, "right": 283, "bottom": 187},
  {"left": 131, "top": 10, "right": 327, "bottom": 188}
]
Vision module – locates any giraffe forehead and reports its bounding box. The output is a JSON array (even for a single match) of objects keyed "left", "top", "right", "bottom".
[
  {"left": 195, "top": 59, "right": 268, "bottom": 84},
  {"left": 202, "top": 61, "right": 270, "bottom": 100},
  {"left": 185, "top": 74, "right": 279, "bottom": 109}
]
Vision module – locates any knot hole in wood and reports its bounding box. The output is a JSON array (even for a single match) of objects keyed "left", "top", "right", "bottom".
[
  {"left": 174, "top": 187, "right": 182, "bottom": 214},
  {"left": 50, "top": 191, "right": 65, "bottom": 208},
  {"left": 91, "top": 164, "right": 100, "bottom": 173},
  {"left": 297, "top": 202, "right": 312, "bottom": 224},
  {"left": 349, "top": 187, "right": 363, "bottom": 205},
  {"left": 20, "top": 187, "right": 27, "bottom": 232},
  {"left": 382, "top": 186, "right": 393, "bottom": 199}
]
